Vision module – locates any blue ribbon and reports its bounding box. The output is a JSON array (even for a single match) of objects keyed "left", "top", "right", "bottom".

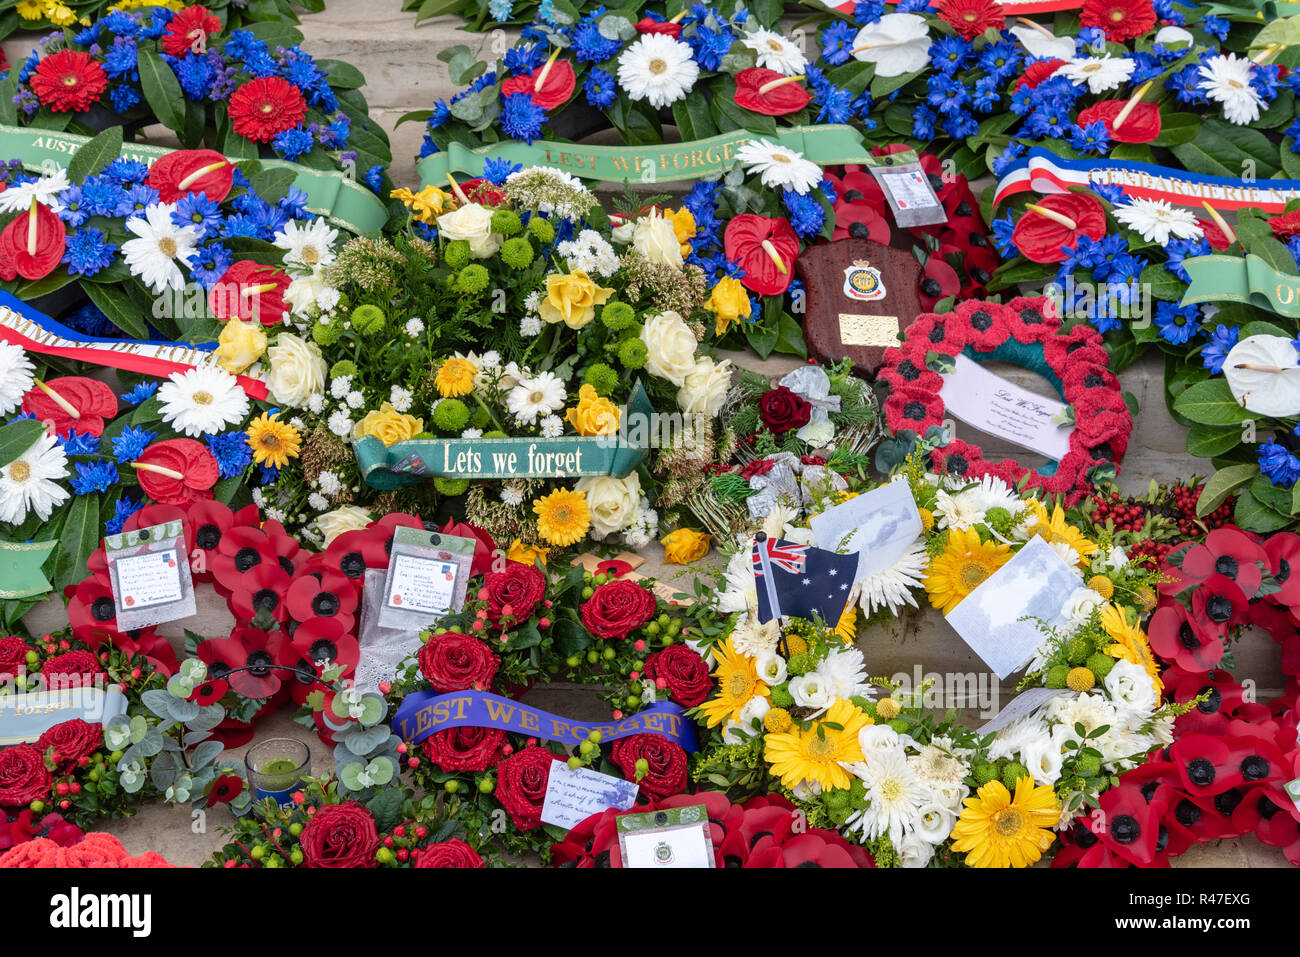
[{"left": 0, "top": 290, "right": 213, "bottom": 350}]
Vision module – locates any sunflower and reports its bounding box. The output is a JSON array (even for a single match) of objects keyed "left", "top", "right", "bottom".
[
  {"left": 245, "top": 413, "right": 301, "bottom": 470},
  {"left": 1100, "top": 602, "right": 1163, "bottom": 693},
  {"left": 923, "top": 527, "right": 1011, "bottom": 614},
  {"left": 698, "top": 636, "right": 769, "bottom": 729},
  {"left": 435, "top": 357, "right": 478, "bottom": 398},
  {"left": 764, "top": 698, "right": 870, "bottom": 791},
  {"left": 1021, "top": 499, "right": 1097, "bottom": 567},
  {"left": 949, "top": 777, "right": 1059, "bottom": 868},
  {"left": 532, "top": 488, "right": 591, "bottom": 547}
]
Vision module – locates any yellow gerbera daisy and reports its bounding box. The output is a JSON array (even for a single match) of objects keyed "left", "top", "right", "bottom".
[
  {"left": 764, "top": 698, "right": 870, "bottom": 791},
  {"left": 950, "top": 777, "right": 1059, "bottom": 868},
  {"left": 532, "top": 489, "right": 591, "bottom": 547},
  {"left": 923, "top": 527, "right": 1011, "bottom": 614},
  {"left": 435, "top": 357, "right": 478, "bottom": 398},
  {"left": 16, "top": 0, "right": 46, "bottom": 18},
  {"left": 834, "top": 604, "right": 858, "bottom": 644},
  {"left": 1100, "top": 602, "right": 1163, "bottom": 693},
  {"left": 245, "top": 413, "right": 302, "bottom": 470},
  {"left": 507, "top": 539, "right": 549, "bottom": 566},
  {"left": 698, "top": 636, "right": 769, "bottom": 729},
  {"left": 1022, "top": 499, "right": 1097, "bottom": 566}
]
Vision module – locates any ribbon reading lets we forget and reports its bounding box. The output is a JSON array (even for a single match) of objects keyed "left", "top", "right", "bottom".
[{"left": 393, "top": 691, "right": 698, "bottom": 752}]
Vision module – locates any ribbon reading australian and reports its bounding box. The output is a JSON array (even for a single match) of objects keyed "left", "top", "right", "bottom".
[
  {"left": 392, "top": 691, "right": 698, "bottom": 752},
  {"left": 992, "top": 146, "right": 1300, "bottom": 213}
]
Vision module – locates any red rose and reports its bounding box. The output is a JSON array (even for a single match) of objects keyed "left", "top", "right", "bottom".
[
  {"left": 412, "top": 838, "right": 485, "bottom": 868},
  {"left": 0, "top": 745, "right": 52, "bottom": 807},
  {"left": 610, "top": 734, "right": 688, "bottom": 798},
  {"left": 35, "top": 720, "right": 101, "bottom": 774},
  {"left": 418, "top": 633, "right": 500, "bottom": 692},
  {"left": 299, "top": 801, "right": 379, "bottom": 868},
  {"left": 420, "top": 725, "right": 508, "bottom": 772},
  {"left": 495, "top": 746, "right": 557, "bottom": 831},
  {"left": 579, "top": 580, "right": 657, "bottom": 640},
  {"left": 758, "top": 386, "right": 812, "bottom": 434},
  {"left": 0, "top": 637, "right": 28, "bottom": 678},
  {"left": 643, "top": 645, "right": 711, "bottom": 707},
  {"left": 482, "top": 562, "right": 546, "bottom": 625},
  {"left": 41, "top": 650, "right": 102, "bottom": 690}
]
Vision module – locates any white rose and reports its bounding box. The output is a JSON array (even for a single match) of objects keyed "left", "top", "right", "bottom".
[
  {"left": 722, "top": 695, "right": 771, "bottom": 744},
  {"left": 677, "top": 356, "right": 733, "bottom": 417},
  {"left": 914, "top": 802, "right": 956, "bottom": 844},
  {"left": 1062, "top": 586, "right": 1104, "bottom": 626},
  {"left": 1104, "top": 659, "right": 1160, "bottom": 716},
  {"left": 266, "top": 332, "right": 327, "bottom": 408},
  {"left": 631, "top": 214, "right": 683, "bottom": 269},
  {"left": 314, "top": 505, "right": 373, "bottom": 546},
  {"left": 1020, "top": 736, "right": 1064, "bottom": 786},
  {"left": 574, "top": 473, "right": 641, "bottom": 538},
  {"left": 789, "top": 673, "right": 831, "bottom": 710},
  {"left": 436, "top": 203, "right": 502, "bottom": 258},
  {"left": 641, "top": 310, "right": 699, "bottom": 387},
  {"left": 610, "top": 217, "right": 635, "bottom": 244},
  {"left": 895, "top": 831, "right": 935, "bottom": 868},
  {"left": 284, "top": 268, "right": 329, "bottom": 316},
  {"left": 754, "top": 651, "right": 787, "bottom": 686}
]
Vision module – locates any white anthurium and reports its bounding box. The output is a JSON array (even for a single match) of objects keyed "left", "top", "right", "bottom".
[
  {"left": 1008, "top": 24, "right": 1076, "bottom": 61},
  {"left": 1154, "top": 25, "right": 1195, "bottom": 47},
  {"left": 1222, "top": 334, "right": 1300, "bottom": 418},
  {"left": 850, "top": 14, "right": 930, "bottom": 78}
]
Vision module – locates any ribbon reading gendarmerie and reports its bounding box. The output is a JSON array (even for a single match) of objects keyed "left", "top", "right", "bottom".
[
  {"left": 0, "top": 292, "right": 269, "bottom": 400},
  {"left": 1181, "top": 253, "right": 1300, "bottom": 317},
  {"left": 418, "top": 124, "right": 873, "bottom": 185},
  {"left": 0, "top": 124, "right": 387, "bottom": 236},
  {"left": 993, "top": 146, "right": 1300, "bottom": 213},
  {"left": 392, "top": 691, "right": 697, "bottom": 752},
  {"left": 355, "top": 381, "right": 657, "bottom": 489}
]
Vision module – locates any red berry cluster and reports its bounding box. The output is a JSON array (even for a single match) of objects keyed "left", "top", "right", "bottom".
[{"left": 1087, "top": 484, "right": 1235, "bottom": 571}]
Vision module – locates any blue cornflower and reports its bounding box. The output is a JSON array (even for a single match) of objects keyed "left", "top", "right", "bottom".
[
  {"left": 685, "top": 14, "right": 734, "bottom": 72},
  {"left": 1024, "top": 97, "right": 1074, "bottom": 139},
  {"left": 782, "top": 189, "right": 825, "bottom": 238},
  {"left": 102, "top": 10, "right": 141, "bottom": 36},
  {"left": 1252, "top": 63, "right": 1282, "bottom": 104},
  {"left": 54, "top": 187, "right": 90, "bottom": 228},
  {"left": 976, "top": 41, "right": 1022, "bottom": 83},
  {"left": 1167, "top": 64, "right": 1209, "bottom": 105},
  {"left": 259, "top": 465, "right": 280, "bottom": 485},
  {"left": 970, "top": 76, "right": 999, "bottom": 114},
  {"left": 929, "top": 36, "right": 972, "bottom": 75},
  {"left": 1089, "top": 298, "right": 1124, "bottom": 335},
  {"left": 104, "top": 495, "right": 143, "bottom": 536},
  {"left": 1068, "top": 120, "right": 1111, "bottom": 155},
  {"left": 71, "top": 460, "right": 119, "bottom": 496},
  {"left": 1057, "top": 237, "right": 1101, "bottom": 281},
  {"left": 111, "top": 427, "right": 157, "bottom": 463},
  {"left": 1074, "top": 27, "right": 1107, "bottom": 53},
  {"left": 174, "top": 193, "right": 222, "bottom": 236},
  {"left": 62, "top": 228, "right": 118, "bottom": 278},
  {"left": 1163, "top": 236, "right": 1212, "bottom": 282},
  {"left": 1089, "top": 235, "right": 1131, "bottom": 279},
  {"left": 991, "top": 142, "right": 1026, "bottom": 178},
  {"left": 189, "top": 244, "right": 233, "bottom": 289},
  {"left": 63, "top": 303, "right": 117, "bottom": 339},
  {"left": 573, "top": 9, "right": 622, "bottom": 63},
  {"left": 1089, "top": 182, "right": 1128, "bottom": 206},
  {"left": 1129, "top": 52, "right": 1165, "bottom": 85},
  {"left": 991, "top": 211, "right": 1018, "bottom": 257},
  {"left": 207, "top": 431, "right": 253, "bottom": 479},
  {"left": 1258, "top": 440, "right": 1300, "bottom": 488},
  {"left": 1201, "top": 324, "right": 1238, "bottom": 374},
  {"left": 272, "top": 126, "right": 314, "bottom": 162},
  {"left": 925, "top": 74, "right": 968, "bottom": 115},
  {"left": 1201, "top": 15, "right": 1230, "bottom": 42},
  {"left": 482, "top": 157, "right": 523, "bottom": 186},
  {"left": 504, "top": 43, "right": 547, "bottom": 76},
  {"left": 120, "top": 184, "right": 161, "bottom": 216},
  {"left": 820, "top": 21, "right": 856, "bottom": 66},
  {"left": 317, "top": 114, "right": 350, "bottom": 149},
  {"left": 172, "top": 51, "right": 216, "bottom": 100},
  {"left": 59, "top": 431, "right": 102, "bottom": 456},
  {"left": 1154, "top": 301, "right": 1201, "bottom": 345},
  {"left": 489, "top": 0, "right": 514, "bottom": 21},
  {"left": 583, "top": 67, "right": 617, "bottom": 109},
  {"left": 80, "top": 179, "right": 127, "bottom": 217},
  {"left": 103, "top": 36, "right": 138, "bottom": 80},
  {"left": 364, "top": 165, "right": 384, "bottom": 193},
  {"left": 426, "top": 100, "right": 451, "bottom": 131},
  {"left": 813, "top": 83, "right": 854, "bottom": 124},
  {"left": 500, "top": 92, "right": 546, "bottom": 143},
  {"left": 101, "top": 158, "right": 149, "bottom": 186},
  {"left": 942, "top": 113, "right": 979, "bottom": 139},
  {"left": 851, "top": 0, "right": 885, "bottom": 24},
  {"left": 278, "top": 187, "right": 309, "bottom": 221},
  {"left": 111, "top": 84, "right": 142, "bottom": 113},
  {"left": 912, "top": 104, "right": 936, "bottom": 140},
  {"left": 120, "top": 381, "right": 158, "bottom": 405}
]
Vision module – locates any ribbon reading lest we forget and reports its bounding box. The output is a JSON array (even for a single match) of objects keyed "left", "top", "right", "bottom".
[
  {"left": 0, "top": 124, "right": 387, "bottom": 236},
  {"left": 392, "top": 690, "right": 698, "bottom": 752},
  {"left": 1181, "top": 253, "right": 1300, "bottom": 317},
  {"left": 992, "top": 146, "right": 1300, "bottom": 213}
]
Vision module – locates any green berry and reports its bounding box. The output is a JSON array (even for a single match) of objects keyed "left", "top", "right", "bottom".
[
  {"left": 1044, "top": 664, "right": 1071, "bottom": 689},
  {"left": 1085, "top": 652, "right": 1115, "bottom": 681},
  {"left": 311, "top": 319, "right": 342, "bottom": 347},
  {"left": 250, "top": 845, "right": 265, "bottom": 860},
  {"left": 567, "top": 757, "right": 582, "bottom": 770},
  {"left": 290, "top": 849, "right": 303, "bottom": 865},
  {"left": 1065, "top": 636, "right": 1091, "bottom": 666},
  {"left": 376, "top": 847, "right": 393, "bottom": 864},
  {"left": 588, "top": 731, "right": 602, "bottom": 743},
  {"left": 600, "top": 301, "right": 635, "bottom": 331},
  {"left": 527, "top": 217, "right": 554, "bottom": 243},
  {"left": 289, "top": 822, "right": 303, "bottom": 836},
  {"left": 444, "top": 780, "right": 460, "bottom": 794},
  {"left": 482, "top": 430, "right": 507, "bottom": 438},
  {"left": 616, "top": 337, "right": 647, "bottom": 370},
  {"left": 456, "top": 264, "right": 490, "bottom": 294},
  {"left": 434, "top": 477, "right": 470, "bottom": 496},
  {"left": 565, "top": 655, "right": 581, "bottom": 668},
  {"left": 491, "top": 209, "right": 522, "bottom": 236},
  {"left": 432, "top": 399, "right": 470, "bottom": 432},
  {"left": 584, "top": 362, "right": 619, "bottom": 396},
  {"left": 973, "top": 762, "right": 1000, "bottom": 786},
  {"left": 24, "top": 651, "right": 38, "bottom": 665},
  {"left": 579, "top": 741, "right": 595, "bottom": 757},
  {"left": 602, "top": 647, "right": 616, "bottom": 661},
  {"left": 499, "top": 236, "right": 534, "bottom": 269},
  {"left": 350, "top": 304, "right": 386, "bottom": 335},
  {"left": 443, "top": 239, "right": 471, "bottom": 270},
  {"left": 626, "top": 695, "right": 641, "bottom": 708},
  {"left": 1002, "top": 761, "right": 1030, "bottom": 789},
  {"left": 581, "top": 586, "right": 595, "bottom": 599},
  {"left": 586, "top": 650, "right": 599, "bottom": 664},
  {"left": 478, "top": 776, "right": 495, "bottom": 794}
]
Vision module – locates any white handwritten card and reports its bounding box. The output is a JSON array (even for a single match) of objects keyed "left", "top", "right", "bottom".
[
  {"left": 811, "top": 481, "right": 922, "bottom": 580},
  {"left": 384, "top": 554, "right": 458, "bottom": 615},
  {"left": 114, "top": 549, "right": 184, "bottom": 611},
  {"left": 880, "top": 170, "right": 941, "bottom": 210},
  {"left": 540, "top": 760, "right": 639, "bottom": 830},
  {"left": 938, "top": 354, "right": 1072, "bottom": 462}
]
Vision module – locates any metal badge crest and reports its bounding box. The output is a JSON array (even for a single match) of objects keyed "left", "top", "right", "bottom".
[{"left": 842, "top": 260, "right": 886, "bottom": 302}]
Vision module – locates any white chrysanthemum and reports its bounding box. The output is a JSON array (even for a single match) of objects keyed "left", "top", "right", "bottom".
[
  {"left": 317, "top": 470, "right": 341, "bottom": 496},
  {"left": 329, "top": 377, "right": 351, "bottom": 399},
  {"left": 908, "top": 741, "right": 970, "bottom": 790},
  {"left": 716, "top": 542, "right": 758, "bottom": 615},
  {"left": 461, "top": 428, "right": 482, "bottom": 438},
  {"left": 327, "top": 410, "right": 353, "bottom": 438},
  {"left": 854, "top": 536, "right": 927, "bottom": 617},
  {"left": 934, "top": 474, "right": 1020, "bottom": 530},
  {"left": 274, "top": 218, "right": 339, "bottom": 270},
  {"left": 306, "top": 394, "right": 325, "bottom": 415},
  {"left": 1054, "top": 55, "right": 1135, "bottom": 94},
  {"left": 742, "top": 27, "right": 808, "bottom": 76},
  {"left": 0, "top": 431, "right": 68, "bottom": 524},
  {"left": 736, "top": 139, "right": 823, "bottom": 195},
  {"left": 1198, "top": 54, "right": 1265, "bottom": 125},
  {"left": 121, "top": 203, "right": 200, "bottom": 294},
  {"left": 307, "top": 492, "right": 329, "bottom": 511},
  {"left": 500, "top": 484, "right": 525, "bottom": 506},
  {"left": 557, "top": 229, "right": 620, "bottom": 277},
  {"left": 346, "top": 390, "right": 364, "bottom": 409},
  {"left": 730, "top": 614, "right": 780, "bottom": 658},
  {"left": 811, "top": 646, "right": 874, "bottom": 701},
  {"left": 1045, "top": 692, "right": 1118, "bottom": 740},
  {"left": 316, "top": 287, "right": 340, "bottom": 314},
  {"left": 0, "top": 169, "right": 70, "bottom": 212},
  {"left": 843, "top": 749, "right": 930, "bottom": 841},
  {"left": 507, "top": 371, "right": 566, "bottom": 425},
  {"left": 157, "top": 366, "right": 250, "bottom": 437},
  {"left": 539, "top": 414, "right": 564, "bottom": 438},
  {"left": 0, "top": 342, "right": 35, "bottom": 417},
  {"left": 1112, "top": 197, "right": 1203, "bottom": 246},
  {"left": 389, "top": 386, "right": 413, "bottom": 413},
  {"left": 520, "top": 315, "right": 543, "bottom": 337},
  {"left": 617, "top": 33, "right": 700, "bottom": 109},
  {"left": 405, "top": 317, "right": 425, "bottom": 337},
  {"left": 988, "top": 715, "right": 1049, "bottom": 762}
]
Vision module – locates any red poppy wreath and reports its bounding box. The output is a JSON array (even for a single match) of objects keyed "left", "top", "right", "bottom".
[{"left": 877, "top": 295, "right": 1132, "bottom": 503}]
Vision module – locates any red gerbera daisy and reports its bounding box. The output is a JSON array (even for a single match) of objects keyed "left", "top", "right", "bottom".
[
  {"left": 30, "top": 51, "right": 108, "bottom": 113},
  {"left": 1080, "top": 0, "right": 1157, "bottom": 42},
  {"left": 227, "top": 76, "right": 308, "bottom": 144},
  {"left": 936, "top": 0, "right": 1005, "bottom": 40},
  {"left": 161, "top": 5, "right": 222, "bottom": 58}
]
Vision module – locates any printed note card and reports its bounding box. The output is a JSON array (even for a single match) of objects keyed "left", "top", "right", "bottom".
[{"left": 540, "top": 760, "right": 639, "bottom": 830}]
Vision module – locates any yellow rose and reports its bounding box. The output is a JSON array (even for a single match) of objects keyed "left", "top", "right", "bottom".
[
  {"left": 507, "top": 539, "right": 550, "bottom": 566},
  {"left": 666, "top": 207, "right": 697, "bottom": 255},
  {"left": 390, "top": 185, "right": 450, "bottom": 224},
  {"left": 661, "top": 528, "right": 711, "bottom": 564},
  {"left": 537, "top": 270, "right": 614, "bottom": 330},
  {"left": 704, "top": 276, "right": 753, "bottom": 336},
  {"left": 315, "top": 506, "right": 374, "bottom": 546},
  {"left": 214, "top": 318, "right": 267, "bottom": 375},
  {"left": 353, "top": 402, "right": 424, "bottom": 446},
  {"left": 565, "top": 384, "right": 620, "bottom": 436}
]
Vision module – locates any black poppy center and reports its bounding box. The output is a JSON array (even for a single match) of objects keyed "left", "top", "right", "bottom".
[
  {"left": 1277, "top": 557, "right": 1291, "bottom": 584},
  {"left": 235, "top": 547, "right": 261, "bottom": 573},
  {"left": 848, "top": 221, "right": 871, "bottom": 239},
  {"left": 1214, "top": 788, "right": 1243, "bottom": 816},
  {"left": 1073, "top": 823, "right": 1098, "bottom": 849},
  {"left": 1214, "top": 555, "right": 1239, "bottom": 579},
  {"left": 1240, "top": 756, "right": 1269, "bottom": 781},
  {"left": 897, "top": 360, "right": 921, "bottom": 381},
  {"left": 947, "top": 454, "right": 969, "bottom": 475},
  {"left": 1198, "top": 686, "right": 1222, "bottom": 714},
  {"left": 339, "top": 552, "right": 366, "bottom": 579},
  {"left": 245, "top": 650, "right": 273, "bottom": 676},
  {"left": 91, "top": 597, "right": 115, "bottom": 622},
  {"left": 279, "top": 556, "right": 295, "bottom": 576},
  {"left": 293, "top": 658, "right": 316, "bottom": 684},
  {"left": 196, "top": 524, "right": 222, "bottom": 550},
  {"left": 1085, "top": 374, "right": 1105, "bottom": 388},
  {"left": 1020, "top": 307, "right": 1044, "bottom": 324},
  {"left": 312, "top": 592, "right": 341, "bottom": 616},
  {"left": 1205, "top": 595, "right": 1232, "bottom": 623},
  {"left": 207, "top": 661, "right": 231, "bottom": 681},
  {"left": 921, "top": 278, "right": 942, "bottom": 297},
  {"left": 1140, "top": 781, "right": 1160, "bottom": 802},
  {"left": 1174, "top": 799, "right": 1201, "bottom": 826},
  {"left": 970, "top": 310, "right": 993, "bottom": 331},
  {"left": 929, "top": 326, "right": 947, "bottom": 343},
  {"left": 1155, "top": 825, "right": 1169, "bottom": 853},
  {"left": 1091, "top": 442, "right": 1113, "bottom": 461},
  {"left": 1110, "top": 814, "right": 1140, "bottom": 844},
  {"left": 903, "top": 401, "right": 926, "bottom": 421},
  {"left": 1186, "top": 757, "right": 1216, "bottom": 787},
  {"left": 1179, "top": 622, "right": 1202, "bottom": 651},
  {"left": 252, "top": 589, "right": 278, "bottom": 612},
  {"left": 1258, "top": 796, "right": 1280, "bottom": 820},
  {"left": 309, "top": 638, "right": 338, "bottom": 663}
]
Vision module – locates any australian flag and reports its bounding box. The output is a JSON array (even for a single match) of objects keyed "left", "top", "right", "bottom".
[{"left": 751, "top": 533, "right": 857, "bottom": 625}]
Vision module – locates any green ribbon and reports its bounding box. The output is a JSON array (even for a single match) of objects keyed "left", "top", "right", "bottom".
[
  {"left": 0, "top": 539, "right": 56, "bottom": 599},
  {"left": 417, "top": 125, "right": 875, "bottom": 186},
  {"left": 356, "top": 384, "right": 656, "bottom": 490},
  {"left": 0, "top": 124, "right": 388, "bottom": 236},
  {"left": 1181, "top": 254, "right": 1300, "bottom": 317}
]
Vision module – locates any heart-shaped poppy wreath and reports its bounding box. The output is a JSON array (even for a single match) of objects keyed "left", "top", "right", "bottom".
[
  {"left": 1052, "top": 528, "right": 1300, "bottom": 867},
  {"left": 877, "top": 295, "right": 1133, "bottom": 504}
]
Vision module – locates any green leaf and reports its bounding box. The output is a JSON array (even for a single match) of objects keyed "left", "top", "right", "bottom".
[
  {"left": 315, "top": 58, "right": 366, "bottom": 90},
  {"left": 1171, "top": 119, "right": 1281, "bottom": 179},
  {"left": 137, "top": 50, "right": 187, "bottom": 132},
  {"left": 83, "top": 282, "right": 148, "bottom": 340},
  {"left": 0, "top": 419, "right": 47, "bottom": 469},
  {"left": 1172, "top": 378, "right": 1247, "bottom": 427},
  {"left": 1185, "top": 422, "right": 1242, "bottom": 459},
  {"left": 68, "top": 127, "right": 123, "bottom": 183},
  {"left": 1234, "top": 485, "right": 1293, "bottom": 531},
  {"left": 47, "top": 493, "right": 99, "bottom": 593},
  {"left": 1196, "top": 463, "right": 1259, "bottom": 517}
]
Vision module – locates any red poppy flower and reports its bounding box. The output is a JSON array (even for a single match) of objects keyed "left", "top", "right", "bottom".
[
  {"left": 206, "top": 774, "right": 244, "bottom": 806},
  {"left": 733, "top": 69, "right": 811, "bottom": 116},
  {"left": 936, "top": 0, "right": 1005, "bottom": 40},
  {"left": 1255, "top": 798, "right": 1300, "bottom": 865},
  {"left": 227, "top": 76, "right": 308, "bottom": 143},
  {"left": 1174, "top": 527, "right": 1266, "bottom": 597},
  {"left": 21, "top": 376, "right": 117, "bottom": 439},
  {"left": 635, "top": 17, "right": 681, "bottom": 37},
  {"left": 208, "top": 260, "right": 291, "bottom": 325},
  {"left": 161, "top": 5, "right": 222, "bottom": 57},
  {"left": 148, "top": 149, "right": 235, "bottom": 205},
  {"left": 830, "top": 199, "right": 891, "bottom": 244},
  {"left": 286, "top": 567, "right": 359, "bottom": 624},
  {"left": 1166, "top": 668, "right": 1243, "bottom": 735},
  {"left": 1080, "top": 0, "right": 1157, "bottom": 42},
  {"left": 124, "top": 503, "right": 188, "bottom": 534},
  {"left": 189, "top": 676, "right": 229, "bottom": 706},
  {"left": 919, "top": 256, "right": 961, "bottom": 310},
  {"left": 595, "top": 559, "right": 635, "bottom": 579},
  {"left": 724, "top": 214, "right": 800, "bottom": 296},
  {"left": 66, "top": 574, "right": 119, "bottom": 640},
  {"left": 30, "top": 51, "right": 108, "bottom": 112},
  {"left": 1149, "top": 602, "right": 1224, "bottom": 673},
  {"left": 953, "top": 299, "right": 1011, "bottom": 352},
  {"left": 290, "top": 616, "right": 360, "bottom": 684},
  {"left": 0, "top": 201, "right": 65, "bottom": 282},
  {"left": 111, "top": 629, "right": 178, "bottom": 677},
  {"left": 500, "top": 59, "right": 575, "bottom": 110},
  {"left": 1077, "top": 100, "right": 1161, "bottom": 144},
  {"left": 212, "top": 526, "right": 279, "bottom": 595},
  {"left": 185, "top": 501, "right": 243, "bottom": 582},
  {"left": 197, "top": 625, "right": 294, "bottom": 700},
  {"left": 885, "top": 385, "right": 944, "bottom": 432},
  {"left": 1011, "top": 193, "right": 1107, "bottom": 264},
  {"left": 1089, "top": 783, "right": 1168, "bottom": 866},
  {"left": 229, "top": 560, "right": 293, "bottom": 624},
  {"left": 133, "top": 439, "right": 220, "bottom": 506}
]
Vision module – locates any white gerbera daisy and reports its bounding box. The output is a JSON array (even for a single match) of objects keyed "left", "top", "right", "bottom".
[
  {"left": 120, "top": 203, "right": 200, "bottom": 294},
  {"left": 742, "top": 27, "right": 808, "bottom": 76},
  {"left": 843, "top": 749, "right": 930, "bottom": 841},
  {"left": 507, "top": 372, "right": 566, "bottom": 426},
  {"left": 716, "top": 540, "right": 759, "bottom": 614},
  {"left": 157, "top": 366, "right": 250, "bottom": 437},
  {"left": 274, "top": 218, "right": 339, "bottom": 270},
  {"left": 0, "top": 341, "right": 36, "bottom": 416},
  {"left": 1198, "top": 53, "right": 1265, "bottom": 126},
  {"left": 736, "top": 139, "right": 823, "bottom": 195},
  {"left": 617, "top": 33, "right": 700, "bottom": 109},
  {"left": 854, "top": 536, "right": 927, "bottom": 617},
  {"left": 0, "top": 431, "right": 68, "bottom": 524},
  {"left": 934, "top": 474, "right": 1020, "bottom": 531},
  {"left": 1113, "top": 197, "right": 1203, "bottom": 246},
  {"left": 0, "top": 169, "right": 70, "bottom": 213},
  {"left": 730, "top": 614, "right": 780, "bottom": 658},
  {"left": 909, "top": 742, "right": 970, "bottom": 790},
  {"left": 1054, "top": 55, "right": 1135, "bottom": 95}
]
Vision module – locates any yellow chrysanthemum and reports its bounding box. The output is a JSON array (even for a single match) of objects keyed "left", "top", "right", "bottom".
[
  {"left": 764, "top": 698, "right": 870, "bottom": 791},
  {"left": 923, "top": 527, "right": 1012, "bottom": 614},
  {"left": 698, "top": 636, "right": 769, "bottom": 729},
  {"left": 532, "top": 489, "right": 591, "bottom": 547},
  {"left": 507, "top": 539, "right": 549, "bottom": 566},
  {"left": 1022, "top": 500, "right": 1097, "bottom": 565},
  {"left": 435, "top": 357, "right": 478, "bottom": 398},
  {"left": 950, "top": 777, "right": 1059, "bottom": 868},
  {"left": 16, "top": 0, "right": 46, "bottom": 18},
  {"left": 245, "top": 413, "right": 301, "bottom": 471},
  {"left": 1100, "top": 602, "right": 1163, "bottom": 693},
  {"left": 390, "top": 185, "right": 451, "bottom": 224}
]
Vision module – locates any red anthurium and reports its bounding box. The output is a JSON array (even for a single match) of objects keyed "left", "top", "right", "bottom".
[
  {"left": 635, "top": 17, "right": 682, "bottom": 37},
  {"left": 733, "top": 69, "right": 812, "bottom": 116},
  {"left": 0, "top": 201, "right": 65, "bottom": 281},
  {"left": 160, "top": 5, "right": 222, "bottom": 57},
  {"left": 1011, "top": 193, "right": 1107, "bottom": 264},
  {"left": 22, "top": 376, "right": 117, "bottom": 438},
  {"left": 1077, "top": 100, "right": 1161, "bottom": 144},
  {"left": 206, "top": 774, "right": 244, "bottom": 806},
  {"left": 1149, "top": 602, "right": 1224, "bottom": 673},
  {"left": 229, "top": 561, "right": 293, "bottom": 623},
  {"left": 286, "top": 567, "right": 359, "bottom": 624},
  {"left": 1197, "top": 217, "right": 1234, "bottom": 251},
  {"left": 500, "top": 59, "right": 575, "bottom": 110},
  {"left": 724, "top": 214, "right": 800, "bottom": 296},
  {"left": 208, "top": 260, "right": 292, "bottom": 326},
  {"left": 148, "top": 148, "right": 234, "bottom": 204},
  {"left": 133, "top": 438, "right": 220, "bottom": 506}
]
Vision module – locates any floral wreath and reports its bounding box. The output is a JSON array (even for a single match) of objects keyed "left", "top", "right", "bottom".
[{"left": 877, "top": 294, "right": 1132, "bottom": 502}]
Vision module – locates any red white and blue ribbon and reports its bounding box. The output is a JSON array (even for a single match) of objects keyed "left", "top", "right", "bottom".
[{"left": 827, "top": 0, "right": 1084, "bottom": 14}]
